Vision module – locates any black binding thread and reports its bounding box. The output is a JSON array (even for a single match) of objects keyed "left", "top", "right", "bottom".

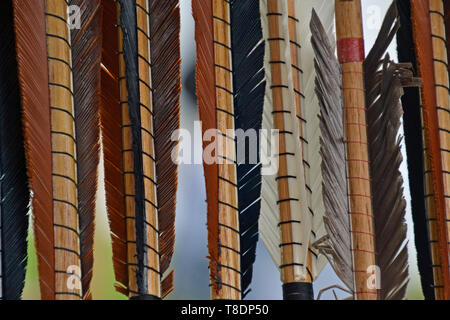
[{"left": 283, "top": 282, "right": 314, "bottom": 300}]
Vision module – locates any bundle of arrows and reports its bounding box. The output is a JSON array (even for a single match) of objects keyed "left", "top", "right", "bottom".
[{"left": 0, "top": 0, "right": 449, "bottom": 301}]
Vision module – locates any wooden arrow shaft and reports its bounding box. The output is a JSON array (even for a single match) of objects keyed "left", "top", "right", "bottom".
[
  {"left": 46, "top": 0, "right": 82, "bottom": 300},
  {"left": 335, "top": 0, "right": 377, "bottom": 300}
]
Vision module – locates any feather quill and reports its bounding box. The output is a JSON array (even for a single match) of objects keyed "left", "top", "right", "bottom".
[{"left": 0, "top": 0, "right": 30, "bottom": 300}]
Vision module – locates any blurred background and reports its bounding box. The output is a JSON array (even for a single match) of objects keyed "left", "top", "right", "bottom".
[{"left": 22, "top": 0, "right": 424, "bottom": 300}]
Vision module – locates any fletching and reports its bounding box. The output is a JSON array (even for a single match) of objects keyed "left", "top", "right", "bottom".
[
  {"left": 230, "top": 0, "right": 265, "bottom": 297},
  {"left": 314, "top": 1, "right": 418, "bottom": 300},
  {"left": 193, "top": 0, "right": 267, "bottom": 299},
  {"left": 311, "top": 10, "right": 354, "bottom": 292},
  {"left": 410, "top": 0, "right": 450, "bottom": 299},
  {"left": 364, "top": 2, "right": 415, "bottom": 300},
  {"left": 70, "top": 0, "right": 102, "bottom": 299},
  {"left": 259, "top": 0, "right": 312, "bottom": 299},
  {"left": 114, "top": 0, "right": 180, "bottom": 299},
  {"left": 288, "top": 0, "right": 334, "bottom": 281},
  {"left": 13, "top": 0, "right": 82, "bottom": 300},
  {"left": 396, "top": 0, "right": 435, "bottom": 300},
  {"left": 0, "top": 0, "right": 30, "bottom": 300}
]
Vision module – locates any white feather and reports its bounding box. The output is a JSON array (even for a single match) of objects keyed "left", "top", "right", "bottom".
[
  {"left": 259, "top": 0, "right": 311, "bottom": 282},
  {"left": 290, "top": 0, "right": 336, "bottom": 280}
]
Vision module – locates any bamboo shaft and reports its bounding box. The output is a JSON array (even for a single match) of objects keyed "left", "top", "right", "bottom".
[
  {"left": 287, "top": 0, "right": 313, "bottom": 284},
  {"left": 211, "top": 0, "right": 241, "bottom": 300},
  {"left": 117, "top": 0, "right": 161, "bottom": 298},
  {"left": 429, "top": 0, "right": 450, "bottom": 299},
  {"left": 423, "top": 142, "right": 445, "bottom": 299},
  {"left": 136, "top": 0, "right": 160, "bottom": 298},
  {"left": 335, "top": 0, "right": 377, "bottom": 300},
  {"left": 45, "top": 0, "right": 82, "bottom": 300},
  {"left": 266, "top": 0, "right": 309, "bottom": 285},
  {"left": 117, "top": 2, "right": 139, "bottom": 296}
]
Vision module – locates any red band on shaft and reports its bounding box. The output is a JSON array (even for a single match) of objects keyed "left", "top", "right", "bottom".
[{"left": 337, "top": 38, "right": 365, "bottom": 63}]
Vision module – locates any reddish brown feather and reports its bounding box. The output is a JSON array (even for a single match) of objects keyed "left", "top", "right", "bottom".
[
  {"left": 99, "top": 0, "right": 128, "bottom": 295},
  {"left": 411, "top": 0, "right": 450, "bottom": 299},
  {"left": 148, "top": 0, "right": 181, "bottom": 294},
  {"left": 192, "top": 0, "right": 220, "bottom": 288},
  {"left": 70, "top": 0, "right": 102, "bottom": 299},
  {"left": 12, "top": 0, "right": 55, "bottom": 300}
]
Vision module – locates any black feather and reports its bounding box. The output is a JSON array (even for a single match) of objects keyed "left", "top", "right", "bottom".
[
  {"left": 0, "top": 0, "right": 30, "bottom": 300},
  {"left": 396, "top": 0, "right": 434, "bottom": 300},
  {"left": 118, "top": 0, "right": 148, "bottom": 294},
  {"left": 230, "top": 0, "right": 265, "bottom": 298}
]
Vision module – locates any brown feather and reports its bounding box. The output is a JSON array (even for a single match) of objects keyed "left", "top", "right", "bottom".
[
  {"left": 192, "top": 0, "right": 220, "bottom": 290},
  {"left": 100, "top": 0, "right": 128, "bottom": 296},
  {"left": 12, "top": 0, "right": 55, "bottom": 300},
  {"left": 411, "top": 0, "right": 450, "bottom": 299},
  {"left": 148, "top": 0, "right": 181, "bottom": 297},
  {"left": 70, "top": 0, "right": 102, "bottom": 299},
  {"left": 310, "top": 10, "right": 354, "bottom": 292},
  {"left": 364, "top": 2, "right": 421, "bottom": 299},
  {"left": 366, "top": 57, "right": 412, "bottom": 300}
]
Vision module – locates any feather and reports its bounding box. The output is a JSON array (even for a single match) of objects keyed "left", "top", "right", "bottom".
[
  {"left": 310, "top": 10, "right": 354, "bottom": 292},
  {"left": 410, "top": 0, "right": 450, "bottom": 299},
  {"left": 115, "top": 0, "right": 180, "bottom": 299},
  {"left": 366, "top": 56, "right": 412, "bottom": 300},
  {"left": 396, "top": 0, "right": 434, "bottom": 300},
  {"left": 100, "top": 0, "right": 128, "bottom": 296},
  {"left": 259, "top": 0, "right": 312, "bottom": 300},
  {"left": 0, "top": 0, "right": 30, "bottom": 300},
  {"left": 14, "top": 0, "right": 82, "bottom": 300},
  {"left": 288, "top": 0, "right": 334, "bottom": 280},
  {"left": 193, "top": 0, "right": 242, "bottom": 300},
  {"left": 230, "top": 0, "right": 265, "bottom": 297},
  {"left": 118, "top": 0, "right": 159, "bottom": 298},
  {"left": 148, "top": 0, "right": 181, "bottom": 297},
  {"left": 363, "top": 3, "right": 413, "bottom": 300},
  {"left": 70, "top": 0, "right": 102, "bottom": 299},
  {"left": 192, "top": 0, "right": 220, "bottom": 295},
  {"left": 12, "top": 0, "right": 55, "bottom": 300}
]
